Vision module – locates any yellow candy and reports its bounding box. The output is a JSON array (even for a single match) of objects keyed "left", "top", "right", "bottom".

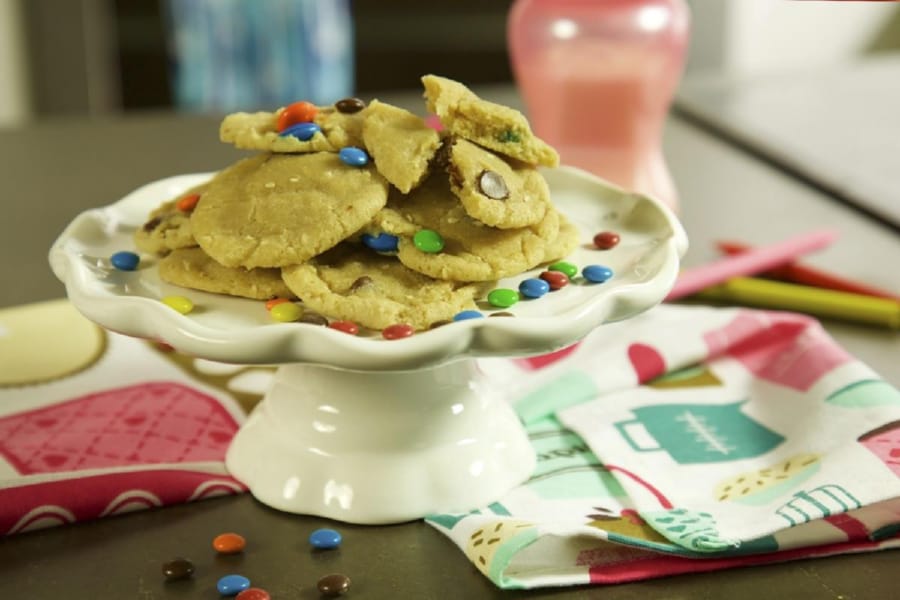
[
  {"left": 161, "top": 295, "right": 194, "bottom": 314},
  {"left": 270, "top": 302, "right": 302, "bottom": 322}
]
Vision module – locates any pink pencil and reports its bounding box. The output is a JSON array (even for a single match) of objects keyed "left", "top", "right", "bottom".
[{"left": 665, "top": 229, "right": 839, "bottom": 301}]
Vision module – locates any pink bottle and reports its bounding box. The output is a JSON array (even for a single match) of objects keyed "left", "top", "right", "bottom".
[{"left": 508, "top": 0, "right": 690, "bottom": 212}]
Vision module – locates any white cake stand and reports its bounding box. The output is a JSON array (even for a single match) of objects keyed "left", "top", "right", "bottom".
[{"left": 50, "top": 166, "right": 686, "bottom": 524}]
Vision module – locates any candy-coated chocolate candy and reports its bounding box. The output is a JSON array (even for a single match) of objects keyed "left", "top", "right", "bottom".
[
  {"left": 429, "top": 319, "right": 451, "bottom": 329},
  {"left": 413, "top": 229, "right": 444, "bottom": 253},
  {"left": 317, "top": 573, "right": 351, "bottom": 597},
  {"left": 339, "top": 146, "right": 369, "bottom": 167},
  {"left": 539, "top": 270, "right": 569, "bottom": 290},
  {"left": 279, "top": 121, "right": 321, "bottom": 141},
  {"left": 519, "top": 278, "right": 550, "bottom": 299},
  {"left": 309, "top": 527, "right": 342, "bottom": 549},
  {"left": 299, "top": 311, "right": 329, "bottom": 326},
  {"left": 236, "top": 589, "right": 270, "bottom": 600},
  {"left": 110, "top": 251, "right": 140, "bottom": 271},
  {"left": 477, "top": 170, "right": 509, "bottom": 200},
  {"left": 382, "top": 323, "right": 414, "bottom": 339},
  {"left": 548, "top": 261, "right": 578, "bottom": 278},
  {"left": 361, "top": 232, "right": 399, "bottom": 253},
  {"left": 270, "top": 302, "right": 302, "bottom": 322},
  {"left": 277, "top": 100, "right": 317, "bottom": 131},
  {"left": 212, "top": 532, "right": 246, "bottom": 554},
  {"left": 217, "top": 574, "right": 251, "bottom": 596},
  {"left": 452, "top": 310, "right": 483, "bottom": 321},
  {"left": 329, "top": 320, "right": 359, "bottom": 335},
  {"left": 593, "top": 230, "right": 620, "bottom": 249},
  {"left": 487, "top": 288, "right": 519, "bottom": 308},
  {"left": 161, "top": 557, "right": 194, "bottom": 581},
  {"left": 265, "top": 297, "right": 290, "bottom": 311},
  {"left": 349, "top": 276, "right": 374, "bottom": 292},
  {"left": 162, "top": 295, "right": 193, "bottom": 314},
  {"left": 176, "top": 193, "right": 201, "bottom": 212},
  {"left": 335, "top": 97, "right": 366, "bottom": 113},
  {"left": 582, "top": 264, "right": 614, "bottom": 283},
  {"left": 489, "top": 311, "right": 515, "bottom": 317}
]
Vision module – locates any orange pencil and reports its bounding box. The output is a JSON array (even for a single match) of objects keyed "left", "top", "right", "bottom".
[{"left": 716, "top": 241, "right": 899, "bottom": 301}]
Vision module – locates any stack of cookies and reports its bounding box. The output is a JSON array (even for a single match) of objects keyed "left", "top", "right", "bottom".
[{"left": 135, "top": 75, "right": 580, "bottom": 331}]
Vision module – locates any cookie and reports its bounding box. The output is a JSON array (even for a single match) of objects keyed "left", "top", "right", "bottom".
[
  {"left": 372, "top": 175, "right": 560, "bottom": 282},
  {"left": 361, "top": 99, "right": 441, "bottom": 193},
  {"left": 133, "top": 183, "right": 206, "bottom": 255},
  {"left": 422, "top": 74, "right": 559, "bottom": 168},
  {"left": 444, "top": 137, "right": 550, "bottom": 229},
  {"left": 158, "top": 247, "right": 294, "bottom": 300},
  {"left": 542, "top": 211, "right": 581, "bottom": 264},
  {"left": 219, "top": 105, "right": 365, "bottom": 153},
  {"left": 280, "top": 245, "right": 488, "bottom": 331},
  {"left": 191, "top": 153, "right": 389, "bottom": 268}
]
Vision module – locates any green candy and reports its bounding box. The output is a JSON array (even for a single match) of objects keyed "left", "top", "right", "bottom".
[
  {"left": 548, "top": 261, "right": 578, "bottom": 278},
  {"left": 413, "top": 229, "right": 444, "bottom": 253},
  {"left": 488, "top": 288, "right": 519, "bottom": 308}
]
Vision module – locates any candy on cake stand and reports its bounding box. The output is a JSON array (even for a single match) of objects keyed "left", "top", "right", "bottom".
[{"left": 50, "top": 166, "right": 686, "bottom": 524}]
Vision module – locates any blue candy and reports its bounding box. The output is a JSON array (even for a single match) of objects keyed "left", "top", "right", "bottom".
[
  {"left": 518, "top": 277, "right": 550, "bottom": 299},
  {"left": 279, "top": 122, "right": 321, "bottom": 141},
  {"left": 361, "top": 232, "right": 399, "bottom": 253},
  {"left": 309, "top": 527, "right": 342, "bottom": 550},
  {"left": 110, "top": 251, "right": 140, "bottom": 271},
  {"left": 582, "top": 264, "right": 614, "bottom": 283},
  {"left": 216, "top": 574, "right": 250, "bottom": 596},
  {"left": 453, "top": 310, "right": 484, "bottom": 321},
  {"left": 339, "top": 146, "right": 369, "bottom": 167}
]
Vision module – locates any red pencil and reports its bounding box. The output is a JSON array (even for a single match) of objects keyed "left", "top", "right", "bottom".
[{"left": 716, "top": 241, "right": 899, "bottom": 301}]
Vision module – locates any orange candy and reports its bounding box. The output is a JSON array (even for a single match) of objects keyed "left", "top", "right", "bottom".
[
  {"left": 265, "top": 297, "right": 291, "bottom": 311},
  {"left": 277, "top": 101, "right": 318, "bottom": 132},
  {"left": 212, "top": 532, "right": 246, "bottom": 554},
  {"left": 176, "top": 193, "right": 201, "bottom": 212}
]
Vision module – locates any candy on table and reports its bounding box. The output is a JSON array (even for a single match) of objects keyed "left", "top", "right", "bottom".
[
  {"left": 547, "top": 261, "right": 578, "bottom": 278},
  {"left": 489, "top": 311, "right": 516, "bottom": 317},
  {"left": 317, "top": 573, "right": 351, "bottom": 597},
  {"left": 236, "top": 589, "right": 271, "bottom": 600},
  {"left": 329, "top": 320, "right": 359, "bottom": 335},
  {"left": 213, "top": 532, "right": 247, "bottom": 554},
  {"left": 217, "top": 574, "right": 252, "bottom": 596},
  {"left": 299, "top": 311, "right": 329, "bottom": 326},
  {"left": 582, "top": 264, "right": 614, "bottom": 283},
  {"left": 161, "top": 557, "right": 195, "bottom": 581},
  {"left": 309, "top": 527, "right": 343, "bottom": 550},
  {"left": 339, "top": 146, "right": 369, "bottom": 167},
  {"left": 110, "top": 250, "right": 140, "bottom": 271},
  {"left": 487, "top": 288, "right": 519, "bottom": 308}
]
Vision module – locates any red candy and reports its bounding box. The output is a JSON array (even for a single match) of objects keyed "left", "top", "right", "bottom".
[
  {"left": 593, "top": 231, "right": 620, "bottom": 249},
  {"left": 382, "top": 323, "right": 415, "bottom": 340},
  {"left": 265, "top": 297, "right": 290, "bottom": 311},
  {"left": 329, "top": 320, "right": 359, "bottom": 335},
  {"left": 176, "top": 193, "right": 201, "bottom": 212},
  {"left": 277, "top": 101, "right": 318, "bottom": 131},
  {"left": 236, "top": 589, "right": 271, "bottom": 600},
  {"left": 539, "top": 270, "right": 569, "bottom": 290}
]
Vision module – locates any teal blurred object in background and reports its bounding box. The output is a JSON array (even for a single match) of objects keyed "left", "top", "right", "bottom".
[{"left": 164, "top": 0, "right": 354, "bottom": 112}]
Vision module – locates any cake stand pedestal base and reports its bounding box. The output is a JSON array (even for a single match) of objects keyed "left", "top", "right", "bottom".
[{"left": 225, "top": 358, "right": 535, "bottom": 524}]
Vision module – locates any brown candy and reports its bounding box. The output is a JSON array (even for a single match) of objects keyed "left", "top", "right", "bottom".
[
  {"left": 299, "top": 311, "right": 329, "bottom": 326},
  {"left": 477, "top": 170, "right": 509, "bottom": 200},
  {"left": 162, "top": 557, "right": 195, "bottom": 581},
  {"left": 317, "top": 573, "right": 351, "bottom": 597},
  {"left": 349, "top": 276, "right": 374, "bottom": 293},
  {"left": 335, "top": 97, "right": 366, "bottom": 114},
  {"left": 488, "top": 311, "right": 515, "bottom": 317}
]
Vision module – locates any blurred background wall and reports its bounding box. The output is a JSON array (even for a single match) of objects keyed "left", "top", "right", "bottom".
[{"left": 0, "top": 0, "right": 898, "bottom": 126}]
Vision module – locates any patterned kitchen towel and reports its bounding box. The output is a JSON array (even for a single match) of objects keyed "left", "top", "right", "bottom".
[
  {"left": 429, "top": 304, "right": 900, "bottom": 588},
  {"left": 0, "top": 300, "right": 275, "bottom": 535}
]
